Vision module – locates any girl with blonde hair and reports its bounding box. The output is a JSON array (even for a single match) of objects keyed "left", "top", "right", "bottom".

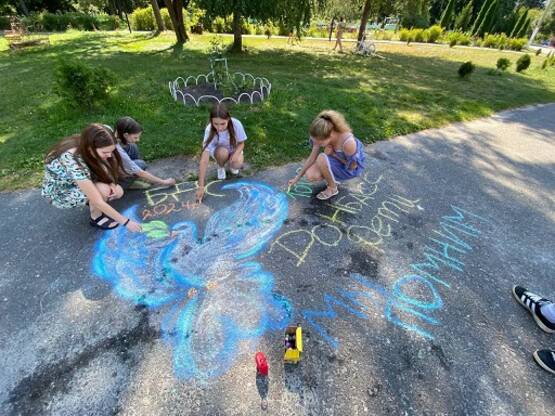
[{"left": 288, "top": 110, "right": 365, "bottom": 200}]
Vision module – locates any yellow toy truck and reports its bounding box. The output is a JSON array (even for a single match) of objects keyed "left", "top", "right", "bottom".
[{"left": 283, "top": 323, "right": 303, "bottom": 364}]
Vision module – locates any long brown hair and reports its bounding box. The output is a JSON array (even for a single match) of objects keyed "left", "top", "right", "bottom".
[
  {"left": 115, "top": 116, "right": 143, "bottom": 145},
  {"left": 309, "top": 110, "right": 351, "bottom": 140},
  {"left": 45, "top": 124, "right": 126, "bottom": 184},
  {"left": 202, "top": 103, "right": 237, "bottom": 152}
]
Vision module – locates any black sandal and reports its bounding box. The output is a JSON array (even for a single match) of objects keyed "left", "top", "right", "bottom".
[{"left": 90, "top": 213, "right": 119, "bottom": 230}]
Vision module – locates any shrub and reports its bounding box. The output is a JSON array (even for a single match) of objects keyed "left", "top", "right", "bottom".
[
  {"left": 535, "top": 48, "right": 541, "bottom": 56},
  {"left": 130, "top": 6, "right": 173, "bottom": 31},
  {"left": 23, "top": 12, "right": 113, "bottom": 32},
  {"left": 130, "top": 7, "right": 155, "bottom": 31},
  {"left": 381, "top": 30, "right": 393, "bottom": 40},
  {"left": 212, "top": 16, "right": 226, "bottom": 33},
  {"left": 33, "top": 12, "right": 99, "bottom": 31},
  {"left": 191, "top": 22, "right": 203, "bottom": 34},
  {"left": 97, "top": 14, "right": 121, "bottom": 30},
  {"left": 412, "top": 28, "right": 425, "bottom": 42},
  {"left": 427, "top": 25, "right": 442, "bottom": 43},
  {"left": 458, "top": 61, "right": 475, "bottom": 78},
  {"left": 21, "top": 12, "right": 43, "bottom": 31},
  {"left": 515, "top": 53, "right": 531, "bottom": 72},
  {"left": 481, "top": 33, "right": 495, "bottom": 48},
  {"left": 507, "top": 37, "right": 527, "bottom": 51},
  {"left": 184, "top": 3, "right": 204, "bottom": 31},
  {"left": 444, "top": 31, "right": 472, "bottom": 47},
  {"left": 254, "top": 23, "right": 264, "bottom": 35},
  {"left": 54, "top": 60, "right": 115, "bottom": 111},
  {"left": 496, "top": 57, "right": 511, "bottom": 71},
  {"left": 446, "top": 31, "right": 459, "bottom": 46},
  {"left": 399, "top": 28, "right": 410, "bottom": 42},
  {"left": 241, "top": 21, "right": 256, "bottom": 35},
  {"left": 457, "top": 32, "right": 471, "bottom": 45},
  {"left": 263, "top": 21, "right": 278, "bottom": 38},
  {"left": 482, "top": 33, "right": 508, "bottom": 49}
]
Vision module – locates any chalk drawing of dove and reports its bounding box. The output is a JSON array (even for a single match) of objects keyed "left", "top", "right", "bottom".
[{"left": 92, "top": 181, "right": 292, "bottom": 380}]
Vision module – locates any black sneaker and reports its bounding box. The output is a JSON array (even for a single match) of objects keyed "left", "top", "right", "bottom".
[
  {"left": 533, "top": 350, "right": 555, "bottom": 375},
  {"left": 512, "top": 285, "right": 555, "bottom": 333}
]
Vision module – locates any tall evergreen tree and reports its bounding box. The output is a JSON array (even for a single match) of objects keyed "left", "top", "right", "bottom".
[
  {"left": 510, "top": 8, "right": 528, "bottom": 37},
  {"left": 517, "top": 15, "right": 531, "bottom": 37},
  {"left": 439, "top": 0, "right": 455, "bottom": 28},
  {"left": 477, "top": 0, "right": 498, "bottom": 35},
  {"left": 454, "top": 0, "right": 473, "bottom": 31},
  {"left": 471, "top": 0, "right": 493, "bottom": 34}
]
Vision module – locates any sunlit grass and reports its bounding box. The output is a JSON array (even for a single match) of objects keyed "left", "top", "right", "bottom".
[{"left": 0, "top": 30, "right": 554, "bottom": 191}]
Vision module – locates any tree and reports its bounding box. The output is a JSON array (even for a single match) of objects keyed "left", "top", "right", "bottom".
[
  {"left": 517, "top": 15, "right": 531, "bottom": 36},
  {"left": 150, "top": 0, "right": 165, "bottom": 32},
  {"left": 164, "top": 0, "right": 189, "bottom": 44},
  {"left": 74, "top": 0, "right": 111, "bottom": 14},
  {"left": 510, "top": 8, "right": 528, "bottom": 37},
  {"left": 397, "top": 0, "right": 431, "bottom": 28},
  {"left": 471, "top": 0, "right": 493, "bottom": 34},
  {"left": 439, "top": 0, "right": 455, "bottom": 28},
  {"left": 454, "top": 0, "right": 473, "bottom": 31},
  {"left": 197, "top": 0, "right": 320, "bottom": 52},
  {"left": 18, "top": 0, "right": 29, "bottom": 14},
  {"left": 475, "top": 0, "right": 498, "bottom": 35},
  {"left": 357, "top": 0, "right": 372, "bottom": 42},
  {"left": 315, "top": 0, "right": 363, "bottom": 41}
]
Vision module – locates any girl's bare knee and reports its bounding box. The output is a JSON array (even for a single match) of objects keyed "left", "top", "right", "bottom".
[
  {"left": 214, "top": 147, "right": 229, "bottom": 165},
  {"left": 305, "top": 168, "right": 322, "bottom": 182},
  {"left": 112, "top": 185, "right": 124, "bottom": 200},
  {"left": 95, "top": 183, "right": 111, "bottom": 200}
]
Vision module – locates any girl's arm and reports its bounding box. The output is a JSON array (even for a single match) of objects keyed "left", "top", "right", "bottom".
[
  {"left": 289, "top": 144, "right": 320, "bottom": 185},
  {"left": 76, "top": 179, "right": 142, "bottom": 232},
  {"left": 136, "top": 169, "right": 175, "bottom": 187},
  {"left": 341, "top": 138, "right": 359, "bottom": 170},
  {"left": 196, "top": 150, "right": 210, "bottom": 202},
  {"left": 230, "top": 142, "right": 245, "bottom": 162}
]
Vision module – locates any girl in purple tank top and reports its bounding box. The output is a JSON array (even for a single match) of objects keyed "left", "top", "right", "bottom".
[{"left": 288, "top": 110, "right": 365, "bottom": 200}]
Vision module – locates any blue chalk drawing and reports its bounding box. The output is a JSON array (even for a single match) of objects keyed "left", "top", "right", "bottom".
[
  {"left": 92, "top": 181, "right": 292, "bottom": 381},
  {"left": 302, "top": 205, "right": 488, "bottom": 348}
]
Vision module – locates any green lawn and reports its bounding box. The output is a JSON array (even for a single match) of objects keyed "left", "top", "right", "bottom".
[{"left": 1, "top": 31, "right": 554, "bottom": 191}]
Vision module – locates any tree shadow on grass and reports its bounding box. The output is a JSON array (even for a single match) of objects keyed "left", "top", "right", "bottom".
[{"left": 0, "top": 34, "right": 554, "bottom": 187}]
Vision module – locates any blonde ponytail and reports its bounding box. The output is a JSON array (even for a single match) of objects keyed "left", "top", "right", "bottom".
[{"left": 309, "top": 110, "right": 351, "bottom": 140}]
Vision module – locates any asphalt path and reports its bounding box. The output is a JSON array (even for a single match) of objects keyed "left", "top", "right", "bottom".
[{"left": 1, "top": 104, "right": 554, "bottom": 415}]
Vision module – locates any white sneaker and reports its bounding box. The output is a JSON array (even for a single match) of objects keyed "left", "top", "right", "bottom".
[
  {"left": 230, "top": 168, "right": 240, "bottom": 175},
  {"left": 217, "top": 167, "right": 226, "bottom": 180}
]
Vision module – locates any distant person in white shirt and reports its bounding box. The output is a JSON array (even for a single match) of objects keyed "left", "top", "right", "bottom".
[{"left": 196, "top": 104, "right": 247, "bottom": 202}]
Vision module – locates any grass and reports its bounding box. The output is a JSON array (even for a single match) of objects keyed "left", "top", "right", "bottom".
[{"left": 0, "top": 30, "right": 554, "bottom": 191}]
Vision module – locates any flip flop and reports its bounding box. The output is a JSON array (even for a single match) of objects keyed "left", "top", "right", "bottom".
[
  {"left": 316, "top": 187, "right": 339, "bottom": 201},
  {"left": 90, "top": 213, "right": 119, "bottom": 230}
]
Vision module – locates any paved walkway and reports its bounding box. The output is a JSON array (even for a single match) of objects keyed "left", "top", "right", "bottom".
[{"left": 1, "top": 104, "right": 554, "bottom": 415}]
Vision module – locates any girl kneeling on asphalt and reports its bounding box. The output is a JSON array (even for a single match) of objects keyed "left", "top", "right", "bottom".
[
  {"left": 41, "top": 123, "right": 142, "bottom": 232},
  {"left": 195, "top": 103, "right": 247, "bottom": 202},
  {"left": 113, "top": 117, "right": 175, "bottom": 190},
  {"left": 288, "top": 110, "right": 365, "bottom": 200}
]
